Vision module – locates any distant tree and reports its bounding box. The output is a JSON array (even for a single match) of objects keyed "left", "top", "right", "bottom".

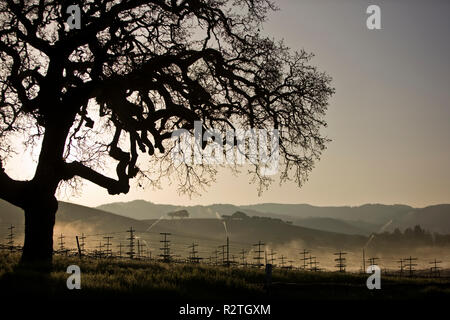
[
  {"left": 373, "top": 225, "right": 437, "bottom": 248},
  {"left": 391, "top": 227, "right": 402, "bottom": 243},
  {"left": 413, "top": 225, "right": 425, "bottom": 236},
  {"left": 168, "top": 210, "right": 189, "bottom": 219},
  {"left": 231, "top": 211, "right": 249, "bottom": 220},
  {"left": 404, "top": 227, "right": 414, "bottom": 238},
  {"left": 0, "top": 0, "right": 334, "bottom": 264},
  {"left": 393, "top": 228, "right": 402, "bottom": 237}
]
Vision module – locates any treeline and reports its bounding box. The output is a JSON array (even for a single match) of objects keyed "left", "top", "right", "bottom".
[
  {"left": 371, "top": 225, "right": 450, "bottom": 248},
  {"left": 222, "top": 211, "right": 292, "bottom": 224}
]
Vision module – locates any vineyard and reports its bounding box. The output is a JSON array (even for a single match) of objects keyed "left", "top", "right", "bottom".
[
  {"left": 1, "top": 251, "right": 450, "bottom": 301},
  {"left": 1, "top": 222, "right": 449, "bottom": 279}
]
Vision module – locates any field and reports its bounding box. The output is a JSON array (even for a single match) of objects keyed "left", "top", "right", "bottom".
[{"left": 1, "top": 252, "right": 449, "bottom": 302}]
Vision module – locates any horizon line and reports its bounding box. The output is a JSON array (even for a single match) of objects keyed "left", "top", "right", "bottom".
[{"left": 69, "top": 199, "right": 450, "bottom": 210}]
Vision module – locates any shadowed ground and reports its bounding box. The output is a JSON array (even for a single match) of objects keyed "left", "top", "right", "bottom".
[{"left": 1, "top": 252, "right": 449, "bottom": 302}]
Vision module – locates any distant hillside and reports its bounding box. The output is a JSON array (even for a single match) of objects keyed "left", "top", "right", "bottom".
[
  {"left": 96, "top": 200, "right": 418, "bottom": 233},
  {"left": 2, "top": 199, "right": 449, "bottom": 252},
  {"left": 97, "top": 200, "right": 182, "bottom": 220},
  {"left": 0, "top": 199, "right": 367, "bottom": 250},
  {"left": 0, "top": 199, "right": 24, "bottom": 227},
  {"left": 294, "top": 217, "right": 373, "bottom": 236},
  {"left": 239, "top": 203, "right": 413, "bottom": 225},
  {"left": 141, "top": 217, "right": 367, "bottom": 249},
  {"left": 386, "top": 204, "right": 450, "bottom": 234},
  {"left": 57, "top": 202, "right": 148, "bottom": 233},
  {"left": 0, "top": 200, "right": 148, "bottom": 239}
]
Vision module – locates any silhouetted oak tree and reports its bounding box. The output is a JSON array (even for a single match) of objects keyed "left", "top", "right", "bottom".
[{"left": 0, "top": 0, "right": 334, "bottom": 264}]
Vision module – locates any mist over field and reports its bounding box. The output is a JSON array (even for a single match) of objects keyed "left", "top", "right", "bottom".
[{"left": 2, "top": 199, "right": 450, "bottom": 273}]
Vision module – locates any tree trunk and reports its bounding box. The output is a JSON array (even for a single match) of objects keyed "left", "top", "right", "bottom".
[
  {"left": 21, "top": 195, "right": 58, "bottom": 266},
  {"left": 19, "top": 118, "right": 72, "bottom": 267}
]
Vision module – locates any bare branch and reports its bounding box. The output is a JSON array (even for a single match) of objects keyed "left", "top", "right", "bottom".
[
  {"left": 0, "top": 160, "right": 29, "bottom": 208},
  {"left": 62, "top": 161, "right": 129, "bottom": 195}
]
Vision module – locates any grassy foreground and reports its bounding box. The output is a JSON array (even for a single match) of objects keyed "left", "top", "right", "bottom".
[{"left": 0, "top": 252, "right": 449, "bottom": 301}]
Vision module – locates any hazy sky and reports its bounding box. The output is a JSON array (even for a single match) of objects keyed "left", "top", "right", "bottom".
[{"left": 7, "top": 0, "right": 450, "bottom": 208}]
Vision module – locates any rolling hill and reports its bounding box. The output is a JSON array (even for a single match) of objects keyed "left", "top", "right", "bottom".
[
  {"left": 294, "top": 217, "right": 374, "bottom": 236},
  {"left": 0, "top": 199, "right": 367, "bottom": 250},
  {"left": 386, "top": 204, "right": 450, "bottom": 234},
  {"left": 239, "top": 203, "right": 413, "bottom": 225},
  {"left": 96, "top": 200, "right": 450, "bottom": 235},
  {"left": 0, "top": 200, "right": 149, "bottom": 240},
  {"left": 2, "top": 199, "right": 450, "bottom": 254},
  {"left": 96, "top": 201, "right": 416, "bottom": 233},
  {"left": 141, "top": 216, "right": 367, "bottom": 249},
  {"left": 97, "top": 199, "right": 182, "bottom": 220}
]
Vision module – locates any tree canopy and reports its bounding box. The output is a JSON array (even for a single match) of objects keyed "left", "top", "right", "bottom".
[
  {"left": 0, "top": 0, "right": 334, "bottom": 262},
  {"left": 0, "top": 0, "right": 334, "bottom": 202}
]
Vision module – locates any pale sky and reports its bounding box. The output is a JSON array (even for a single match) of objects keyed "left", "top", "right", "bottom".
[{"left": 6, "top": 0, "right": 450, "bottom": 208}]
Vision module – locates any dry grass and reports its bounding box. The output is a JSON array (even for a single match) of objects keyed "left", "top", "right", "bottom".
[{"left": 0, "top": 252, "right": 449, "bottom": 301}]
